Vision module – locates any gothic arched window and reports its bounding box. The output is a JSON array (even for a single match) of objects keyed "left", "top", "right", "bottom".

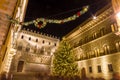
[
  {"left": 103, "top": 45, "right": 110, "bottom": 55},
  {"left": 26, "top": 44, "right": 30, "bottom": 52},
  {"left": 17, "top": 43, "right": 23, "bottom": 51},
  {"left": 116, "top": 41, "right": 120, "bottom": 52}
]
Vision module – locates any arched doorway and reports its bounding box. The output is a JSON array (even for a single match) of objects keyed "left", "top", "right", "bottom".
[
  {"left": 81, "top": 67, "right": 86, "bottom": 78},
  {"left": 17, "top": 61, "right": 24, "bottom": 72}
]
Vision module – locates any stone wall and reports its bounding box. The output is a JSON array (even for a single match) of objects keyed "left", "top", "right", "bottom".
[{"left": 77, "top": 52, "right": 120, "bottom": 80}]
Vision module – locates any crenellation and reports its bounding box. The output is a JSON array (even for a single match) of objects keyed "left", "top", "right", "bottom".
[{"left": 10, "top": 28, "right": 59, "bottom": 73}]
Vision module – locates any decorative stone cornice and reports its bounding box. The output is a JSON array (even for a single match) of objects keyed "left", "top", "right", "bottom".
[{"left": 65, "top": 5, "right": 113, "bottom": 41}]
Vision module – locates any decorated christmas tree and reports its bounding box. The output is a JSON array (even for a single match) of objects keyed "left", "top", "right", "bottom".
[{"left": 52, "top": 39, "right": 78, "bottom": 77}]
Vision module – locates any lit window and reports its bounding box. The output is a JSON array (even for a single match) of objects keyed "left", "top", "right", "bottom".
[
  {"left": 116, "top": 41, "right": 120, "bottom": 52},
  {"left": 103, "top": 45, "right": 110, "bottom": 55},
  {"left": 111, "top": 23, "right": 118, "bottom": 32},
  {"left": 94, "top": 33, "right": 97, "bottom": 39},
  {"left": 94, "top": 48, "right": 99, "bottom": 57}
]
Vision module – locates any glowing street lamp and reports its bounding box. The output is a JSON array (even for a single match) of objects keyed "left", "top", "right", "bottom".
[
  {"left": 116, "top": 11, "right": 120, "bottom": 29},
  {"left": 93, "top": 16, "right": 97, "bottom": 20},
  {"left": 115, "top": 11, "right": 120, "bottom": 35},
  {"left": 112, "top": 0, "right": 120, "bottom": 35},
  {"left": 112, "top": 0, "right": 120, "bottom": 27},
  {"left": 116, "top": 12, "right": 120, "bottom": 19}
]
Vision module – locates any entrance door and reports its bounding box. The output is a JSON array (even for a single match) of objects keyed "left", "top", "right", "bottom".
[
  {"left": 17, "top": 61, "right": 24, "bottom": 72},
  {"left": 81, "top": 67, "right": 86, "bottom": 78}
]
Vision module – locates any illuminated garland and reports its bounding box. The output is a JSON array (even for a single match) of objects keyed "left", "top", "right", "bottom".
[{"left": 7, "top": 5, "right": 89, "bottom": 29}]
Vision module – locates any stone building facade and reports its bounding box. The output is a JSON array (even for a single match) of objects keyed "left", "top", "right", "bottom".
[
  {"left": 0, "top": 0, "right": 28, "bottom": 73},
  {"left": 10, "top": 29, "right": 59, "bottom": 74},
  {"left": 0, "top": 0, "right": 18, "bottom": 72},
  {"left": 64, "top": 3, "right": 120, "bottom": 79}
]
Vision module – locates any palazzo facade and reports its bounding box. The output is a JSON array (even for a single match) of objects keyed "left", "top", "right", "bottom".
[
  {"left": 0, "top": 0, "right": 28, "bottom": 73},
  {"left": 64, "top": 3, "right": 120, "bottom": 80},
  {"left": 10, "top": 29, "right": 59, "bottom": 74}
]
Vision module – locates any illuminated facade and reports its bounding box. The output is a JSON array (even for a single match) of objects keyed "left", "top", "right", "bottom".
[
  {"left": 112, "top": 0, "right": 120, "bottom": 28},
  {"left": 10, "top": 29, "right": 59, "bottom": 74},
  {"left": 0, "top": 0, "right": 28, "bottom": 73},
  {"left": 64, "top": 3, "right": 120, "bottom": 79},
  {"left": 0, "top": 0, "right": 18, "bottom": 73},
  {"left": 0, "top": 0, "right": 59, "bottom": 77}
]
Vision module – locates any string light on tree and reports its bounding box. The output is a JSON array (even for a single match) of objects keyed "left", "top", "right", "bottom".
[{"left": 7, "top": 5, "right": 89, "bottom": 29}]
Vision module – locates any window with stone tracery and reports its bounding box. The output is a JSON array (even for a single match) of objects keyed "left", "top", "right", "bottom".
[
  {"left": 17, "top": 43, "right": 23, "bottom": 51},
  {"left": 103, "top": 45, "right": 110, "bottom": 55},
  {"left": 94, "top": 48, "right": 100, "bottom": 57},
  {"left": 111, "top": 23, "right": 118, "bottom": 32},
  {"left": 34, "top": 45, "right": 37, "bottom": 53},
  {"left": 26, "top": 44, "right": 30, "bottom": 52},
  {"left": 116, "top": 41, "right": 120, "bottom": 52},
  {"left": 39, "top": 46, "right": 45, "bottom": 55}
]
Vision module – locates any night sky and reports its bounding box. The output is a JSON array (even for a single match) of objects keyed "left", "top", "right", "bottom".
[{"left": 24, "top": 0, "right": 110, "bottom": 39}]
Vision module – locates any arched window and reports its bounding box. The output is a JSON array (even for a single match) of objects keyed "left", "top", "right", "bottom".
[
  {"left": 34, "top": 45, "right": 37, "bottom": 53},
  {"left": 29, "top": 37, "right": 31, "bottom": 40},
  {"left": 87, "top": 52, "right": 91, "bottom": 59},
  {"left": 111, "top": 23, "right": 118, "bottom": 32},
  {"left": 100, "top": 28, "right": 105, "bottom": 36},
  {"left": 116, "top": 41, "right": 120, "bottom": 52},
  {"left": 21, "top": 35, "right": 24, "bottom": 39},
  {"left": 40, "top": 46, "right": 45, "bottom": 55},
  {"left": 49, "top": 42, "right": 51, "bottom": 45},
  {"left": 17, "top": 43, "right": 23, "bottom": 51},
  {"left": 54, "top": 43, "right": 57, "bottom": 46},
  {"left": 80, "top": 55, "right": 83, "bottom": 60},
  {"left": 46, "top": 47, "right": 51, "bottom": 55},
  {"left": 26, "top": 44, "right": 30, "bottom": 52},
  {"left": 94, "top": 48, "right": 100, "bottom": 57},
  {"left": 42, "top": 40, "right": 45, "bottom": 44},
  {"left": 91, "top": 51, "right": 95, "bottom": 58},
  {"left": 93, "top": 33, "right": 97, "bottom": 39},
  {"left": 36, "top": 39, "right": 38, "bottom": 42},
  {"left": 17, "top": 61, "right": 24, "bottom": 72},
  {"left": 103, "top": 45, "right": 110, "bottom": 55}
]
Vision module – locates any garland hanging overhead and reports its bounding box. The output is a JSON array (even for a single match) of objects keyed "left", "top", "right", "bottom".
[{"left": 7, "top": 5, "right": 89, "bottom": 29}]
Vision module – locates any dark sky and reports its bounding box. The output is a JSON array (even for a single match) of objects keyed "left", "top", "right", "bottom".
[{"left": 24, "top": 0, "right": 110, "bottom": 39}]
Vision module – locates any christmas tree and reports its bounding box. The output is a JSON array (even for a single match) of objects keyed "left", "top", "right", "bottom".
[{"left": 52, "top": 39, "right": 78, "bottom": 77}]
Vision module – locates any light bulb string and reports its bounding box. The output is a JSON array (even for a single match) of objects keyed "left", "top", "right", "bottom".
[{"left": 6, "top": 5, "right": 89, "bottom": 29}]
